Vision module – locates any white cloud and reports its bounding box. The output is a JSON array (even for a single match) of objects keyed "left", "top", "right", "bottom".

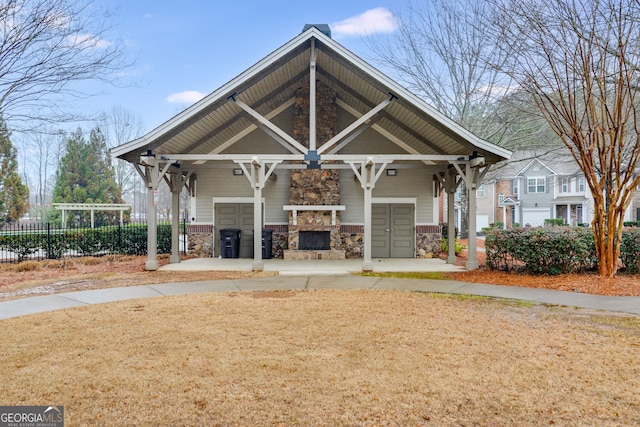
[
  {"left": 66, "top": 33, "right": 112, "bottom": 49},
  {"left": 331, "top": 7, "right": 399, "bottom": 37},
  {"left": 166, "top": 91, "right": 206, "bottom": 104}
]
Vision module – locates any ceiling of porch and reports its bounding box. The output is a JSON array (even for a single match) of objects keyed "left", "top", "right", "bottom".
[{"left": 112, "top": 26, "right": 510, "bottom": 168}]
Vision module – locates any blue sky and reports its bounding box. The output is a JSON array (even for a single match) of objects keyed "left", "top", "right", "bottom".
[{"left": 85, "top": 1, "right": 402, "bottom": 136}]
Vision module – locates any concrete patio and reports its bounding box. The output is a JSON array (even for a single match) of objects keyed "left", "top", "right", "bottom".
[{"left": 160, "top": 257, "right": 465, "bottom": 275}]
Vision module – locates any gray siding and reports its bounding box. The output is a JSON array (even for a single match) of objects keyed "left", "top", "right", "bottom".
[
  {"left": 519, "top": 165, "right": 554, "bottom": 210},
  {"left": 339, "top": 167, "right": 437, "bottom": 224}
]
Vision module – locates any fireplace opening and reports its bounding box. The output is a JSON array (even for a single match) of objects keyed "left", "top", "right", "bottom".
[{"left": 299, "top": 231, "right": 330, "bottom": 250}]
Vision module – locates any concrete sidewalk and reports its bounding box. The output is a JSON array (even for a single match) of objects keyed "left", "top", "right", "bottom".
[{"left": 1, "top": 275, "right": 639, "bottom": 320}]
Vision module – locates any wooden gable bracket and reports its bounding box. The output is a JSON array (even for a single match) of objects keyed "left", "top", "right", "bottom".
[
  {"left": 316, "top": 93, "right": 396, "bottom": 155},
  {"left": 348, "top": 157, "right": 390, "bottom": 190},
  {"left": 228, "top": 93, "right": 307, "bottom": 155},
  {"left": 136, "top": 154, "right": 175, "bottom": 190},
  {"left": 234, "top": 157, "right": 281, "bottom": 190}
]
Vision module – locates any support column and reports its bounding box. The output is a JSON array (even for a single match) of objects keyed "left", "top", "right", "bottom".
[
  {"left": 348, "top": 158, "right": 388, "bottom": 272},
  {"left": 236, "top": 158, "right": 280, "bottom": 272},
  {"left": 466, "top": 163, "right": 479, "bottom": 270},
  {"left": 90, "top": 210, "right": 95, "bottom": 229},
  {"left": 363, "top": 183, "right": 373, "bottom": 271},
  {"left": 252, "top": 161, "right": 264, "bottom": 271},
  {"left": 446, "top": 172, "right": 457, "bottom": 264},
  {"left": 170, "top": 179, "right": 180, "bottom": 264},
  {"left": 146, "top": 174, "right": 159, "bottom": 271}
]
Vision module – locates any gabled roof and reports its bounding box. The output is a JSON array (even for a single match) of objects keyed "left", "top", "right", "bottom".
[
  {"left": 516, "top": 158, "right": 556, "bottom": 177},
  {"left": 112, "top": 26, "right": 511, "bottom": 166}
]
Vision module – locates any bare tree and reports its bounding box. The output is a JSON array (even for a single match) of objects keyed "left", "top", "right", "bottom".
[
  {"left": 21, "top": 130, "right": 65, "bottom": 220},
  {"left": 484, "top": 0, "right": 640, "bottom": 276},
  {"left": 0, "top": 0, "right": 129, "bottom": 132},
  {"left": 367, "top": 0, "right": 519, "bottom": 237},
  {"left": 98, "top": 105, "right": 145, "bottom": 199}
]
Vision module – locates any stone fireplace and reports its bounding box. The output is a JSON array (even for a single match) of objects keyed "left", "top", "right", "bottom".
[
  {"left": 283, "top": 82, "right": 347, "bottom": 260},
  {"left": 299, "top": 231, "right": 330, "bottom": 250}
]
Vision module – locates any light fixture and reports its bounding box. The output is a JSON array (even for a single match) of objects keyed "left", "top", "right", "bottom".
[
  {"left": 386, "top": 169, "right": 397, "bottom": 176},
  {"left": 233, "top": 168, "right": 243, "bottom": 176}
]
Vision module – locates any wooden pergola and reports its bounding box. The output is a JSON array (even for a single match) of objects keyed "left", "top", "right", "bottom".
[{"left": 53, "top": 203, "right": 131, "bottom": 228}]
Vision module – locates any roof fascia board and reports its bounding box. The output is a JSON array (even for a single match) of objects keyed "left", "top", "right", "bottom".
[{"left": 113, "top": 29, "right": 321, "bottom": 159}]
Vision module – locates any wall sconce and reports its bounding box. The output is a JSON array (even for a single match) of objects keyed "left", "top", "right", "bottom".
[
  {"left": 386, "top": 169, "right": 397, "bottom": 176},
  {"left": 233, "top": 169, "right": 244, "bottom": 176}
]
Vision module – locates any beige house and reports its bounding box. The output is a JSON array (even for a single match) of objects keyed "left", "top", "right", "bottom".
[{"left": 112, "top": 25, "right": 510, "bottom": 272}]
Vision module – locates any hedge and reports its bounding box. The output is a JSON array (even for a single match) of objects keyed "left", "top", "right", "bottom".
[
  {"left": 0, "top": 224, "right": 172, "bottom": 262},
  {"left": 486, "top": 226, "right": 640, "bottom": 275}
]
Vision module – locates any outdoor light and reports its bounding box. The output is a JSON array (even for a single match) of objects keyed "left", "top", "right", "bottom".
[
  {"left": 386, "top": 169, "right": 397, "bottom": 176},
  {"left": 233, "top": 169, "right": 243, "bottom": 176}
]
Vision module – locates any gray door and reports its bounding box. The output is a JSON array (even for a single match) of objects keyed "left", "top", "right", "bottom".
[
  {"left": 215, "top": 204, "right": 254, "bottom": 258},
  {"left": 371, "top": 204, "right": 415, "bottom": 258}
]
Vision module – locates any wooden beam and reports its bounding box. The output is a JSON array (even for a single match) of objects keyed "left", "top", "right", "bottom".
[
  {"left": 317, "top": 96, "right": 393, "bottom": 155},
  {"left": 229, "top": 95, "right": 307, "bottom": 154}
]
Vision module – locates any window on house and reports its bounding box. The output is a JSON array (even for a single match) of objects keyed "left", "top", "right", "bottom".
[
  {"left": 499, "top": 192, "right": 504, "bottom": 203},
  {"left": 511, "top": 179, "right": 519, "bottom": 195},
  {"left": 560, "top": 177, "right": 569, "bottom": 193},
  {"left": 578, "top": 176, "right": 586, "bottom": 192},
  {"left": 476, "top": 184, "right": 487, "bottom": 198},
  {"left": 528, "top": 177, "right": 546, "bottom": 193}
]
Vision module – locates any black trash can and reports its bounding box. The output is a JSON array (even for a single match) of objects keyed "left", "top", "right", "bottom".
[
  {"left": 261, "top": 228, "right": 273, "bottom": 259},
  {"left": 220, "top": 229, "right": 241, "bottom": 258}
]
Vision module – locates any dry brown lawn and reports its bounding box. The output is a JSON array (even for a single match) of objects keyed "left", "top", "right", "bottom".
[{"left": 1, "top": 289, "right": 639, "bottom": 425}]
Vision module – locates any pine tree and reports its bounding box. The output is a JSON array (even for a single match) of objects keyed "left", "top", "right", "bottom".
[
  {"left": 52, "top": 127, "right": 125, "bottom": 226},
  {"left": 0, "top": 118, "right": 29, "bottom": 226}
]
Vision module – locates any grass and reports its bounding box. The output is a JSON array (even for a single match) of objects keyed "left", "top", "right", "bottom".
[{"left": 1, "top": 289, "right": 638, "bottom": 425}]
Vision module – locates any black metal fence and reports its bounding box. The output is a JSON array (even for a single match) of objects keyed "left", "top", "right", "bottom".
[{"left": 0, "top": 222, "right": 188, "bottom": 263}]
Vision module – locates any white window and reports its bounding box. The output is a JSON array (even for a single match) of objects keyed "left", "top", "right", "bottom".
[
  {"left": 560, "top": 177, "right": 569, "bottom": 193},
  {"left": 476, "top": 184, "right": 487, "bottom": 198},
  {"left": 578, "top": 176, "right": 586, "bottom": 192},
  {"left": 528, "top": 177, "right": 546, "bottom": 193},
  {"left": 511, "top": 179, "right": 519, "bottom": 195}
]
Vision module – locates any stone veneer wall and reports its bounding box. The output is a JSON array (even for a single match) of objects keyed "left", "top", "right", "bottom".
[
  {"left": 284, "top": 82, "right": 347, "bottom": 260},
  {"left": 340, "top": 225, "right": 364, "bottom": 258},
  {"left": 187, "top": 225, "right": 213, "bottom": 257},
  {"left": 416, "top": 225, "right": 442, "bottom": 258}
]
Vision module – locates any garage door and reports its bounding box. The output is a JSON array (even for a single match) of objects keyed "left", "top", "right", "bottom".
[
  {"left": 476, "top": 214, "right": 489, "bottom": 230},
  {"left": 215, "top": 204, "right": 254, "bottom": 258},
  {"left": 522, "top": 209, "right": 550, "bottom": 227}
]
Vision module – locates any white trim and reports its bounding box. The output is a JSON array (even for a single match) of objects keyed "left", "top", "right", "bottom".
[
  {"left": 283, "top": 205, "right": 345, "bottom": 226},
  {"left": 527, "top": 176, "right": 546, "bottom": 193},
  {"left": 282, "top": 205, "right": 346, "bottom": 211},
  {"left": 371, "top": 197, "right": 417, "bottom": 204}
]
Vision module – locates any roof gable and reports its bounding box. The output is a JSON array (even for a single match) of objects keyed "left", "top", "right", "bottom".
[
  {"left": 516, "top": 158, "right": 556, "bottom": 177},
  {"left": 112, "top": 26, "right": 511, "bottom": 166}
]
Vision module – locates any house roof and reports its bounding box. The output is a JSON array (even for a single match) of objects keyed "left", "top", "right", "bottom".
[
  {"left": 112, "top": 26, "right": 511, "bottom": 167},
  {"left": 487, "top": 147, "right": 582, "bottom": 180}
]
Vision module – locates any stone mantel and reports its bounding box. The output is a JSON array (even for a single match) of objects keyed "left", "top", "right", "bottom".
[{"left": 283, "top": 205, "right": 345, "bottom": 226}]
